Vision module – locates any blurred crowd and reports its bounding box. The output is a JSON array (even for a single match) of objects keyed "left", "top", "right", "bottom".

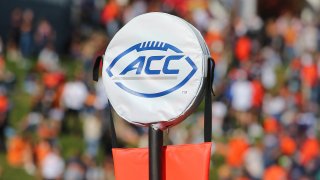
[{"left": 0, "top": 0, "right": 320, "bottom": 179}]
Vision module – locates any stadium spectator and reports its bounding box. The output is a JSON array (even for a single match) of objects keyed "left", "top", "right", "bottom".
[
  {"left": 20, "top": 9, "right": 34, "bottom": 58},
  {"left": 41, "top": 144, "right": 65, "bottom": 180},
  {"left": 61, "top": 75, "right": 88, "bottom": 134}
]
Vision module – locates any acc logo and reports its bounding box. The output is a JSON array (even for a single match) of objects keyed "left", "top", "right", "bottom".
[{"left": 106, "top": 41, "right": 197, "bottom": 98}]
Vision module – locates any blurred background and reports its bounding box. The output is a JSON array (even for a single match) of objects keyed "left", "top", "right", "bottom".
[{"left": 0, "top": 0, "right": 320, "bottom": 179}]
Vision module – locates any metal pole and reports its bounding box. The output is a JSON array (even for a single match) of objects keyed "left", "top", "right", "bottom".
[
  {"left": 149, "top": 126, "right": 163, "bottom": 180},
  {"left": 204, "top": 58, "right": 213, "bottom": 142}
]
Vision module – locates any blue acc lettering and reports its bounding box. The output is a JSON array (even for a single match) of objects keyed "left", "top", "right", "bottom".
[
  {"left": 120, "top": 55, "right": 183, "bottom": 75},
  {"left": 106, "top": 41, "right": 197, "bottom": 98}
]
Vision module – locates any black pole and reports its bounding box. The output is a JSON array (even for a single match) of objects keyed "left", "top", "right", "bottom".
[
  {"left": 204, "top": 58, "right": 213, "bottom": 142},
  {"left": 107, "top": 103, "right": 118, "bottom": 148},
  {"left": 149, "top": 126, "right": 163, "bottom": 180}
]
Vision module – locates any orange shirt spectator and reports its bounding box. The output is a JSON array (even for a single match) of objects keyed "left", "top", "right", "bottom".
[
  {"left": 43, "top": 72, "right": 64, "bottom": 89},
  {"left": 251, "top": 80, "right": 264, "bottom": 108},
  {"left": 284, "top": 26, "right": 297, "bottom": 47},
  {"left": 7, "top": 136, "right": 29, "bottom": 166},
  {"left": 300, "top": 138, "right": 319, "bottom": 165},
  {"left": 226, "top": 137, "right": 249, "bottom": 167},
  {"left": 205, "top": 31, "right": 223, "bottom": 62},
  {"left": 101, "top": 0, "right": 119, "bottom": 24},
  {"left": 0, "top": 95, "right": 8, "bottom": 113},
  {"left": 263, "top": 165, "right": 287, "bottom": 180},
  {"left": 52, "top": 84, "right": 65, "bottom": 108},
  {"left": 280, "top": 136, "right": 296, "bottom": 155},
  {"left": 34, "top": 140, "right": 51, "bottom": 167},
  {"left": 235, "top": 36, "right": 251, "bottom": 62},
  {"left": 263, "top": 117, "right": 278, "bottom": 134},
  {"left": 301, "top": 64, "right": 318, "bottom": 87}
]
